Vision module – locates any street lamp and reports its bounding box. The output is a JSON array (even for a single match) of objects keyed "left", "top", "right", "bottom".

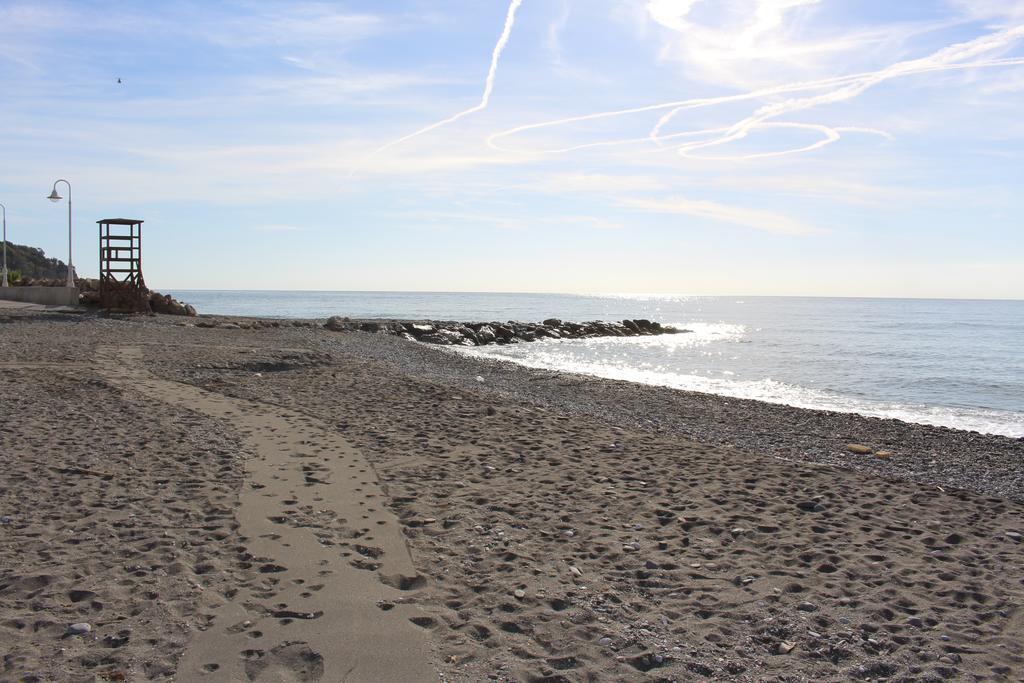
[
  {"left": 0, "top": 203, "right": 7, "bottom": 287},
  {"left": 47, "top": 179, "right": 74, "bottom": 287}
]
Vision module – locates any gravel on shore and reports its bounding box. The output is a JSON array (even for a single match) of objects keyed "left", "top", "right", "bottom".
[{"left": 2, "top": 309, "right": 1023, "bottom": 682}]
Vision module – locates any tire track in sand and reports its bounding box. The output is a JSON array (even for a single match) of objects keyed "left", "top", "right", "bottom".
[{"left": 96, "top": 346, "right": 436, "bottom": 682}]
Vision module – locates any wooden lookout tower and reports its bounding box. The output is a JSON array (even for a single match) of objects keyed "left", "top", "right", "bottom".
[{"left": 98, "top": 218, "right": 148, "bottom": 312}]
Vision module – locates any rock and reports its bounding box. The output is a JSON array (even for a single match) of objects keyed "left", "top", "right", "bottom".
[
  {"left": 323, "top": 316, "right": 349, "bottom": 331},
  {"left": 777, "top": 641, "right": 796, "bottom": 655},
  {"left": 796, "top": 501, "right": 825, "bottom": 513},
  {"left": 570, "top": 566, "right": 582, "bottom": 577},
  {"left": 419, "top": 329, "right": 468, "bottom": 345},
  {"left": 513, "top": 589, "right": 526, "bottom": 600},
  {"left": 68, "top": 623, "right": 92, "bottom": 635},
  {"left": 874, "top": 450, "right": 894, "bottom": 459},
  {"left": 404, "top": 323, "right": 435, "bottom": 336},
  {"left": 598, "top": 637, "right": 612, "bottom": 646},
  {"left": 1005, "top": 532, "right": 1022, "bottom": 542},
  {"left": 475, "top": 325, "right": 496, "bottom": 344},
  {"left": 797, "top": 601, "right": 818, "bottom": 612},
  {"left": 543, "top": 318, "right": 562, "bottom": 327},
  {"left": 846, "top": 444, "right": 872, "bottom": 454},
  {"left": 906, "top": 617, "right": 924, "bottom": 628},
  {"left": 0, "top": 515, "right": 11, "bottom": 525}
]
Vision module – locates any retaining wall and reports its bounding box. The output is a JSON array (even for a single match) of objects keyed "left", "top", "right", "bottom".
[{"left": 0, "top": 286, "right": 80, "bottom": 306}]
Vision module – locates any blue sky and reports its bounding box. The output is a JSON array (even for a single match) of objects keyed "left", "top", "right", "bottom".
[{"left": 1, "top": 0, "right": 1022, "bottom": 297}]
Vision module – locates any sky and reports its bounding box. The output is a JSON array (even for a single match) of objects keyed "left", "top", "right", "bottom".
[{"left": 1, "top": 0, "right": 1023, "bottom": 298}]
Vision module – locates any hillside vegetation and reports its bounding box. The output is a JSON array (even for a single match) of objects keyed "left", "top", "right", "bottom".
[{"left": 1, "top": 242, "right": 69, "bottom": 281}]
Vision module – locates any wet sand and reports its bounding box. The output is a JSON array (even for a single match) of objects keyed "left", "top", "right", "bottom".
[{"left": 1, "top": 310, "right": 1022, "bottom": 681}]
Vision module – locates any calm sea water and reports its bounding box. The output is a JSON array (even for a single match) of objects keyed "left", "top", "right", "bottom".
[{"left": 167, "top": 290, "right": 1024, "bottom": 438}]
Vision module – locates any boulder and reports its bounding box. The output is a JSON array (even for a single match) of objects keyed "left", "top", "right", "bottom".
[
  {"left": 475, "top": 325, "right": 496, "bottom": 344},
  {"left": 405, "top": 323, "right": 435, "bottom": 337},
  {"left": 543, "top": 318, "right": 562, "bottom": 327},
  {"left": 494, "top": 325, "right": 515, "bottom": 341},
  {"left": 420, "top": 329, "right": 472, "bottom": 346},
  {"left": 324, "top": 316, "right": 343, "bottom": 331}
]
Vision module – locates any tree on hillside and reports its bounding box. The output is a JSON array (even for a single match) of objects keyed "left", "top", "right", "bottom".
[{"left": 2, "top": 242, "right": 69, "bottom": 280}]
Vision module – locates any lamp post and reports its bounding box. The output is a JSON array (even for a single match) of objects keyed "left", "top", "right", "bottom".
[
  {"left": 1, "top": 203, "right": 7, "bottom": 287},
  {"left": 47, "top": 180, "right": 74, "bottom": 287}
]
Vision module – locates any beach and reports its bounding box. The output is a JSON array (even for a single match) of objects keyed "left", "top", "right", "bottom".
[{"left": 1, "top": 308, "right": 1022, "bottom": 682}]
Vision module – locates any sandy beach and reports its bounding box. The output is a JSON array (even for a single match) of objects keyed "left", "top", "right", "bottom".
[{"left": 1, "top": 308, "right": 1022, "bottom": 682}]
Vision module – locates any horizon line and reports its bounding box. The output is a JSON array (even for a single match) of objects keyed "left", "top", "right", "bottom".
[{"left": 156, "top": 288, "right": 1024, "bottom": 303}]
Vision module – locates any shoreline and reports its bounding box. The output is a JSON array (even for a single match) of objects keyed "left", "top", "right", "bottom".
[
  {"left": 1, "top": 309, "right": 1022, "bottom": 681},
  {"left": 156, "top": 309, "right": 1024, "bottom": 440}
]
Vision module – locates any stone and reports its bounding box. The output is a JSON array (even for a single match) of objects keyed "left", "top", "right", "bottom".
[
  {"left": 874, "top": 450, "right": 894, "bottom": 459},
  {"left": 419, "top": 329, "right": 468, "bottom": 345},
  {"left": 475, "top": 325, "right": 496, "bottom": 344},
  {"left": 323, "top": 316, "right": 348, "bottom": 331},
  {"left": 542, "top": 318, "right": 562, "bottom": 327},
  {"left": 405, "top": 323, "right": 435, "bottom": 336},
  {"left": 846, "top": 444, "right": 872, "bottom": 454},
  {"left": 797, "top": 602, "right": 818, "bottom": 612},
  {"left": 906, "top": 617, "right": 924, "bottom": 628},
  {"left": 598, "top": 637, "right": 612, "bottom": 646},
  {"left": 1005, "top": 532, "right": 1022, "bottom": 542},
  {"left": 68, "top": 623, "right": 92, "bottom": 635},
  {"left": 570, "top": 566, "right": 582, "bottom": 577},
  {"left": 513, "top": 589, "right": 526, "bottom": 600},
  {"left": 777, "top": 641, "right": 796, "bottom": 654},
  {"left": 796, "top": 501, "right": 825, "bottom": 513}
]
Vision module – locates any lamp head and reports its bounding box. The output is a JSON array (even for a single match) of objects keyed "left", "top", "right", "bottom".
[{"left": 47, "top": 189, "right": 62, "bottom": 202}]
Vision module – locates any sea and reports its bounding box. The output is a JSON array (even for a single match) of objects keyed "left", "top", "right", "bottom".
[{"left": 165, "top": 291, "right": 1024, "bottom": 438}]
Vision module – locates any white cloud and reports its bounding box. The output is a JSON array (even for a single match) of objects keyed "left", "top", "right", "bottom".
[
  {"left": 540, "top": 172, "right": 669, "bottom": 194},
  {"left": 389, "top": 210, "right": 622, "bottom": 231},
  {"left": 619, "top": 196, "right": 819, "bottom": 235}
]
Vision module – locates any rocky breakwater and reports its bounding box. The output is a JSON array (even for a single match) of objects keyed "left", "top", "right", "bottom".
[
  {"left": 323, "top": 316, "right": 688, "bottom": 346},
  {"left": 76, "top": 278, "right": 196, "bottom": 316}
]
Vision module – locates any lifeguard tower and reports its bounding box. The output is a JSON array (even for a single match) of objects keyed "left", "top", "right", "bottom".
[{"left": 98, "top": 218, "right": 147, "bottom": 312}]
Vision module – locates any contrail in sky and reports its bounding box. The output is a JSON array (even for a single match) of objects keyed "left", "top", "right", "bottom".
[
  {"left": 486, "top": 25, "right": 1024, "bottom": 160},
  {"left": 365, "top": 0, "right": 523, "bottom": 159}
]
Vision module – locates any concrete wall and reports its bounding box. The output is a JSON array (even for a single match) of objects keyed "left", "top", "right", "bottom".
[{"left": 0, "top": 286, "right": 80, "bottom": 306}]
